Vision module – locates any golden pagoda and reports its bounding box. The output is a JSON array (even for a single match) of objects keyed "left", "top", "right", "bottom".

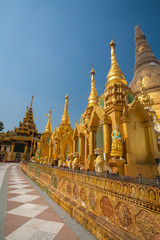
[
  {"left": 36, "top": 110, "right": 52, "bottom": 164},
  {"left": 50, "top": 94, "right": 73, "bottom": 163},
  {"left": 129, "top": 25, "right": 160, "bottom": 118},
  {"left": 0, "top": 96, "right": 40, "bottom": 162},
  {"left": 61, "top": 93, "right": 70, "bottom": 125},
  {"left": 72, "top": 40, "right": 159, "bottom": 178},
  {"left": 73, "top": 66, "right": 103, "bottom": 170},
  {"left": 88, "top": 66, "right": 99, "bottom": 106},
  {"left": 20, "top": 34, "right": 160, "bottom": 240}
]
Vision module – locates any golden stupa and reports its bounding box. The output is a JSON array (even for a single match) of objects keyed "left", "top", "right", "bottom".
[
  {"left": 129, "top": 25, "right": 160, "bottom": 117},
  {"left": 88, "top": 66, "right": 99, "bottom": 106}
]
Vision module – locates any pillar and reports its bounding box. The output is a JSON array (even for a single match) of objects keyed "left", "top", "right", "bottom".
[
  {"left": 88, "top": 127, "right": 96, "bottom": 171},
  {"left": 84, "top": 130, "right": 88, "bottom": 170},
  {"left": 73, "top": 137, "right": 76, "bottom": 153},
  {"left": 89, "top": 130, "right": 94, "bottom": 155},
  {"left": 122, "top": 120, "right": 132, "bottom": 164},
  {"left": 103, "top": 122, "right": 110, "bottom": 162},
  {"left": 79, "top": 134, "right": 83, "bottom": 164},
  {"left": 24, "top": 144, "right": 28, "bottom": 160},
  {"left": 147, "top": 124, "right": 159, "bottom": 163},
  {"left": 9, "top": 143, "right": 15, "bottom": 161}
]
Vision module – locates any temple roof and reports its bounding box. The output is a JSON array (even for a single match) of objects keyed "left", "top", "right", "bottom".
[
  {"left": 129, "top": 25, "right": 160, "bottom": 93},
  {"left": 14, "top": 96, "right": 38, "bottom": 136}
]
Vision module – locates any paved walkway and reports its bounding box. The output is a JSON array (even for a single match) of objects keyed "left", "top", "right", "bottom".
[{"left": 0, "top": 163, "right": 96, "bottom": 240}]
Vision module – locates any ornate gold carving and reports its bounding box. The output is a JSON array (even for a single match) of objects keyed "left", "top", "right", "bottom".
[
  {"left": 67, "top": 183, "right": 72, "bottom": 195},
  {"left": 89, "top": 191, "right": 96, "bottom": 211},
  {"left": 100, "top": 196, "right": 113, "bottom": 219},
  {"left": 115, "top": 202, "right": 132, "bottom": 229},
  {"left": 73, "top": 185, "right": 79, "bottom": 200},
  {"left": 21, "top": 162, "right": 160, "bottom": 240},
  {"left": 136, "top": 210, "right": 160, "bottom": 240},
  {"left": 80, "top": 188, "right": 87, "bottom": 203},
  {"left": 148, "top": 188, "right": 157, "bottom": 204},
  {"left": 130, "top": 185, "right": 137, "bottom": 198},
  {"left": 138, "top": 186, "right": 146, "bottom": 201}
]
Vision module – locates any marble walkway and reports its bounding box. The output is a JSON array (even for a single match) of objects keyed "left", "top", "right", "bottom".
[{"left": 0, "top": 163, "right": 96, "bottom": 240}]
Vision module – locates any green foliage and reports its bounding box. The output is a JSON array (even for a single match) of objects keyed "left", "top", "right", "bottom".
[{"left": 0, "top": 121, "right": 4, "bottom": 132}]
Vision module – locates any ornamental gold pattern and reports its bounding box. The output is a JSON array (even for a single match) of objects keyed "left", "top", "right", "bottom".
[{"left": 20, "top": 162, "right": 160, "bottom": 240}]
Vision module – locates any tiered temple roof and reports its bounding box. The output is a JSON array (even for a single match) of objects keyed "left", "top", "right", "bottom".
[{"left": 14, "top": 96, "right": 38, "bottom": 136}]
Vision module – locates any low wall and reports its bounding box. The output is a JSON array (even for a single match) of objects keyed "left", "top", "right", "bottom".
[{"left": 20, "top": 161, "right": 160, "bottom": 240}]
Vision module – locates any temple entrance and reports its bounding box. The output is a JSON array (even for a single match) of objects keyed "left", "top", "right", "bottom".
[{"left": 15, "top": 153, "right": 21, "bottom": 162}]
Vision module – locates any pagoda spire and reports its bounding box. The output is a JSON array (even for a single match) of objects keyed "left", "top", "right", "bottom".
[
  {"left": 134, "top": 25, "right": 159, "bottom": 72},
  {"left": 107, "top": 40, "right": 127, "bottom": 86},
  {"left": 24, "top": 106, "right": 28, "bottom": 118},
  {"left": 44, "top": 110, "right": 52, "bottom": 133},
  {"left": 129, "top": 25, "right": 160, "bottom": 94},
  {"left": 61, "top": 93, "right": 70, "bottom": 125},
  {"left": 30, "top": 96, "right": 34, "bottom": 109},
  {"left": 88, "top": 65, "right": 99, "bottom": 106}
]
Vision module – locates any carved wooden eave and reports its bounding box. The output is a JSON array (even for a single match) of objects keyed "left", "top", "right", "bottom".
[{"left": 88, "top": 105, "right": 111, "bottom": 129}]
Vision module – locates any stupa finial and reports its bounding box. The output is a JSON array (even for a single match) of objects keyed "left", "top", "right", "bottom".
[
  {"left": 106, "top": 39, "right": 127, "bottom": 86},
  {"left": 88, "top": 65, "right": 99, "bottom": 106},
  {"left": 30, "top": 96, "right": 34, "bottom": 108},
  {"left": 44, "top": 109, "right": 52, "bottom": 133},
  {"left": 61, "top": 93, "right": 70, "bottom": 125}
]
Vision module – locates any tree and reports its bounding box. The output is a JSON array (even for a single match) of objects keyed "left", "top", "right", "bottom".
[{"left": 0, "top": 121, "right": 4, "bottom": 132}]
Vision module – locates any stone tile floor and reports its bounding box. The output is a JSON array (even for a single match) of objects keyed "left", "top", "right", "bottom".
[{"left": 0, "top": 163, "right": 96, "bottom": 240}]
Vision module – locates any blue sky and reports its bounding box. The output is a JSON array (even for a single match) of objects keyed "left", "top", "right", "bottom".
[{"left": 0, "top": 0, "right": 160, "bottom": 133}]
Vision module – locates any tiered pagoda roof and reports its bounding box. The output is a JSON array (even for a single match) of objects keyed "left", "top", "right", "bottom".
[{"left": 14, "top": 96, "right": 39, "bottom": 137}]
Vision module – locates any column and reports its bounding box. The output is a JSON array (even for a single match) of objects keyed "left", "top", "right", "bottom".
[
  {"left": 122, "top": 121, "right": 131, "bottom": 163},
  {"left": 79, "top": 134, "right": 83, "bottom": 164},
  {"left": 84, "top": 130, "right": 88, "bottom": 170},
  {"left": 49, "top": 143, "right": 52, "bottom": 164},
  {"left": 24, "top": 144, "right": 28, "bottom": 160},
  {"left": 89, "top": 130, "right": 94, "bottom": 155},
  {"left": 89, "top": 127, "right": 96, "bottom": 171},
  {"left": 9, "top": 143, "right": 15, "bottom": 161},
  {"left": 103, "top": 122, "right": 110, "bottom": 162},
  {"left": 147, "top": 124, "right": 159, "bottom": 163},
  {"left": 73, "top": 137, "right": 76, "bottom": 153}
]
